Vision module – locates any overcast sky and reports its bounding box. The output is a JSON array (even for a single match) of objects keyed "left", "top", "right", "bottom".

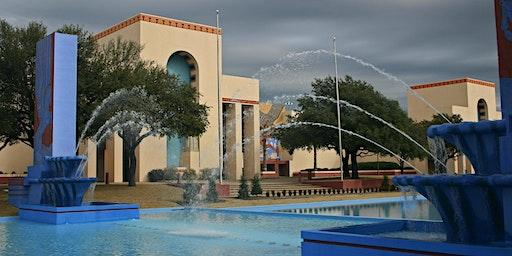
[{"left": 0, "top": 0, "right": 500, "bottom": 107}]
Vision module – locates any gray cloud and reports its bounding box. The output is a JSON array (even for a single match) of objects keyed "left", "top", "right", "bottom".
[{"left": 0, "top": 0, "right": 501, "bottom": 108}]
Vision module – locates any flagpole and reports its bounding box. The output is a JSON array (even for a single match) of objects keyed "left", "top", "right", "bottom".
[
  {"left": 216, "top": 10, "right": 223, "bottom": 184},
  {"left": 333, "top": 35, "right": 344, "bottom": 181}
]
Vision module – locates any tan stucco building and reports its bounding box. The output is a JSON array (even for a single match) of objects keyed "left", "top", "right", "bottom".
[
  {"left": 260, "top": 77, "right": 502, "bottom": 176},
  {"left": 0, "top": 15, "right": 501, "bottom": 180},
  {"left": 407, "top": 77, "right": 501, "bottom": 173},
  {"left": 0, "top": 13, "right": 261, "bottom": 182}
]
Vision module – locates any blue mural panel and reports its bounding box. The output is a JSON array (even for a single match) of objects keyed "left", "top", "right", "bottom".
[
  {"left": 34, "top": 34, "right": 53, "bottom": 165},
  {"left": 166, "top": 53, "right": 192, "bottom": 167}
]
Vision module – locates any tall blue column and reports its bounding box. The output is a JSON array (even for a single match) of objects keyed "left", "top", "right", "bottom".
[
  {"left": 495, "top": 0, "right": 512, "bottom": 241},
  {"left": 27, "top": 32, "right": 77, "bottom": 202}
]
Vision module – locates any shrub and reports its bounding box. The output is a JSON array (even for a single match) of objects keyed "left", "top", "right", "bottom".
[
  {"left": 250, "top": 175, "right": 263, "bottom": 195},
  {"left": 182, "top": 175, "right": 199, "bottom": 206},
  {"left": 182, "top": 169, "right": 197, "bottom": 180},
  {"left": 381, "top": 175, "right": 391, "bottom": 191},
  {"left": 348, "top": 161, "right": 412, "bottom": 170},
  {"left": 163, "top": 167, "right": 177, "bottom": 180},
  {"left": 200, "top": 168, "right": 218, "bottom": 180},
  {"left": 206, "top": 176, "right": 218, "bottom": 203},
  {"left": 237, "top": 175, "right": 250, "bottom": 199},
  {"left": 147, "top": 169, "right": 165, "bottom": 182}
]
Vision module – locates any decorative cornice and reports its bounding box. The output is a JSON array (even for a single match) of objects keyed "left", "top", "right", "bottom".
[
  {"left": 411, "top": 78, "right": 495, "bottom": 90},
  {"left": 222, "top": 98, "right": 259, "bottom": 105},
  {"left": 93, "top": 13, "right": 221, "bottom": 41}
]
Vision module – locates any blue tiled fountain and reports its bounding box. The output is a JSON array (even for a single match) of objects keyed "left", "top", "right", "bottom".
[
  {"left": 301, "top": 1, "right": 512, "bottom": 255},
  {"left": 8, "top": 32, "right": 138, "bottom": 224}
]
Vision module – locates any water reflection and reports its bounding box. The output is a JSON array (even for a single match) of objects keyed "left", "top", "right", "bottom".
[{"left": 278, "top": 200, "right": 441, "bottom": 220}]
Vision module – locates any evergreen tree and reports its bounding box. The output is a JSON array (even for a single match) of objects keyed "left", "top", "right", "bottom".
[
  {"left": 206, "top": 176, "right": 219, "bottom": 203},
  {"left": 237, "top": 175, "right": 250, "bottom": 199},
  {"left": 250, "top": 175, "right": 263, "bottom": 195},
  {"left": 381, "top": 175, "right": 390, "bottom": 191},
  {"left": 182, "top": 175, "right": 199, "bottom": 206}
]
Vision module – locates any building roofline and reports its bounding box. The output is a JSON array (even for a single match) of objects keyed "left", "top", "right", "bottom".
[
  {"left": 222, "top": 73, "right": 259, "bottom": 83},
  {"left": 411, "top": 77, "right": 495, "bottom": 90},
  {"left": 93, "top": 13, "right": 221, "bottom": 41}
]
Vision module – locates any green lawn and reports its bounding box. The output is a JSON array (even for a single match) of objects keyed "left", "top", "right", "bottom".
[{"left": 1, "top": 183, "right": 402, "bottom": 217}]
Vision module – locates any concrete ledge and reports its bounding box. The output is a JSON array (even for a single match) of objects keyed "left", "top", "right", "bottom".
[
  {"left": 302, "top": 220, "right": 512, "bottom": 256},
  {"left": 18, "top": 202, "right": 139, "bottom": 224}
]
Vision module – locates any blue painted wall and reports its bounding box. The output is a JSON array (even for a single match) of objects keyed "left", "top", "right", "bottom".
[{"left": 166, "top": 53, "right": 191, "bottom": 167}]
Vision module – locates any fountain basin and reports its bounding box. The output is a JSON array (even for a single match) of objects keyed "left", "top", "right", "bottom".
[
  {"left": 393, "top": 174, "right": 512, "bottom": 245},
  {"left": 30, "top": 178, "right": 96, "bottom": 207},
  {"left": 17, "top": 155, "right": 140, "bottom": 224},
  {"left": 24, "top": 156, "right": 96, "bottom": 207},
  {"left": 427, "top": 120, "right": 506, "bottom": 175},
  {"left": 18, "top": 202, "right": 140, "bottom": 224},
  {"left": 302, "top": 220, "right": 512, "bottom": 256},
  {"left": 44, "top": 155, "right": 87, "bottom": 178}
]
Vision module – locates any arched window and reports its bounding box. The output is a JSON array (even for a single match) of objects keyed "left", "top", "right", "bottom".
[
  {"left": 166, "top": 51, "right": 199, "bottom": 168},
  {"left": 166, "top": 51, "right": 198, "bottom": 89},
  {"left": 477, "top": 99, "right": 488, "bottom": 121}
]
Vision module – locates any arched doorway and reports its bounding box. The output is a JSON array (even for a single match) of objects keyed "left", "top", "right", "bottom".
[
  {"left": 477, "top": 99, "right": 488, "bottom": 121},
  {"left": 166, "top": 51, "right": 198, "bottom": 167}
]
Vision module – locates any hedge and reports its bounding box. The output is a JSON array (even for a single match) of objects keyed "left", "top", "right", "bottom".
[{"left": 301, "top": 161, "right": 413, "bottom": 172}]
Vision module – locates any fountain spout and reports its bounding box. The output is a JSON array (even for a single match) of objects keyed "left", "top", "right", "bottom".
[{"left": 427, "top": 120, "right": 506, "bottom": 175}]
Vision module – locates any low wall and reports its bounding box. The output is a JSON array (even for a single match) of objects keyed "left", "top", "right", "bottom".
[
  {"left": 298, "top": 169, "right": 416, "bottom": 179},
  {"left": 357, "top": 169, "right": 416, "bottom": 175},
  {"left": 1, "top": 175, "right": 25, "bottom": 184},
  {"left": 216, "top": 183, "right": 231, "bottom": 197},
  {"left": 299, "top": 170, "right": 341, "bottom": 179},
  {"left": 302, "top": 220, "right": 511, "bottom": 256},
  {"left": 261, "top": 171, "right": 279, "bottom": 179},
  {"left": 303, "top": 179, "right": 384, "bottom": 191}
]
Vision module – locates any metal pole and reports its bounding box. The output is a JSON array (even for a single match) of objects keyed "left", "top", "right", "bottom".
[
  {"left": 333, "top": 35, "right": 344, "bottom": 181},
  {"left": 216, "top": 10, "right": 223, "bottom": 184}
]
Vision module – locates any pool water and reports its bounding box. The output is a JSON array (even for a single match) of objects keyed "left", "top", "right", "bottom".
[
  {"left": 0, "top": 209, "right": 374, "bottom": 256},
  {"left": 276, "top": 199, "right": 441, "bottom": 220}
]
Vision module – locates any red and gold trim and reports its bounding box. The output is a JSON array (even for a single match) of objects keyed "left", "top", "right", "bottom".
[
  {"left": 222, "top": 98, "right": 259, "bottom": 105},
  {"left": 93, "top": 13, "right": 221, "bottom": 40},
  {"left": 411, "top": 78, "right": 495, "bottom": 90}
]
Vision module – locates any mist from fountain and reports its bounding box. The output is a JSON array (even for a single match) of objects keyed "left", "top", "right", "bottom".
[
  {"left": 270, "top": 93, "right": 447, "bottom": 170},
  {"left": 253, "top": 49, "right": 451, "bottom": 123},
  {"left": 75, "top": 88, "right": 150, "bottom": 152},
  {"left": 261, "top": 121, "right": 422, "bottom": 174},
  {"left": 427, "top": 137, "right": 449, "bottom": 174}
]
